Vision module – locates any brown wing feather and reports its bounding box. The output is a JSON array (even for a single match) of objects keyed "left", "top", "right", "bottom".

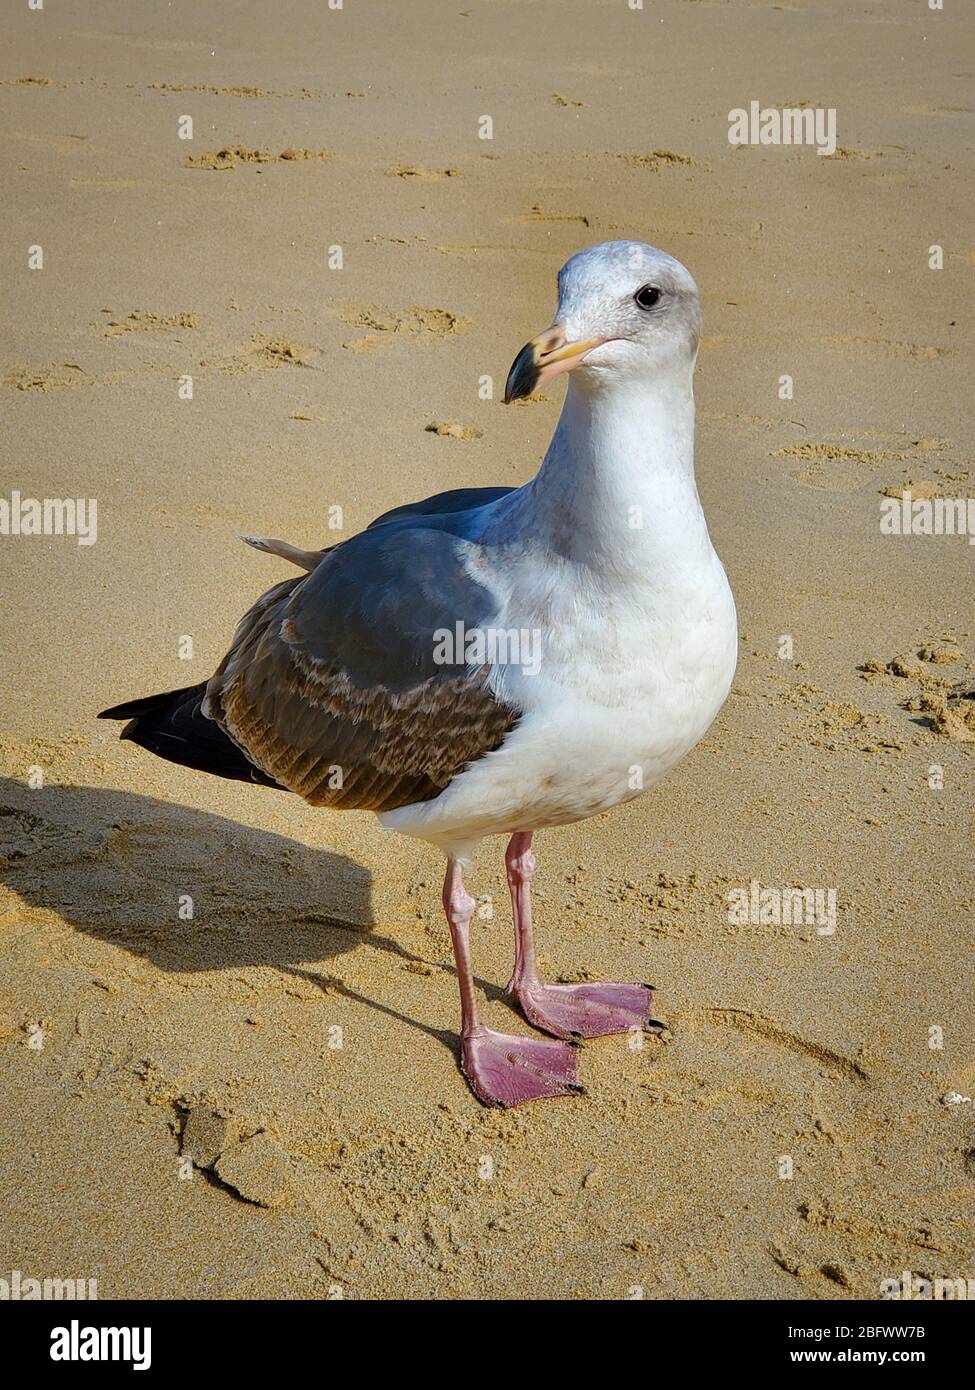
[{"left": 205, "top": 575, "right": 519, "bottom": 814}]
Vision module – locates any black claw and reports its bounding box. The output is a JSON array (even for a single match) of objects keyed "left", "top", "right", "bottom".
[
  {"left": 643, "top": 982, "right": 657, "bottom": 991},
  {"left": 647, "top": 1019, "right": 666, "bottom": 1031},
  {"left": 567, "top": 1082, "right": 587, "bottom": 1095}
]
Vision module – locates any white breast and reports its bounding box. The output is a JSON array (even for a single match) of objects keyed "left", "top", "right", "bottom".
[{"left": 381, "top": 545, "right": 737, "bottom": 861}]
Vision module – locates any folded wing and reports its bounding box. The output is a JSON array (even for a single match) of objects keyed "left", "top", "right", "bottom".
[{"left": 207, "top": 505, "right": 521, "bottom": 813}]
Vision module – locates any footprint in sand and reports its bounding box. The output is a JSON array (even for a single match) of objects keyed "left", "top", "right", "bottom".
[
  {"left": 2, "top": 363, "right": 105, "bottom": 392},
  {"left": 101, "top": 309, "right": 198, "bottom": 338},
  {"left": 333, "top": 304, "right": 470, "bottom": 352},
  {"left": 774, "top": 440, "right": 955, "bottom": 494},
  {"left": 616, "top": 150, "right": 709, "bottom": 171},
  {"left": 183, "top": 147, "right": 331, "bottom": 170},
  {"left": 517, "top": 208, "right": 590, "bottom": 227},
  {"left": 774, "top": 442, "right": 904, "bottom": 493},
  {"left": 148, "top": 82, "right": 275, "bottom": 98},
  {"left": 0, "top": 803, "right": 80, "bottom": 867},
  {"left": 200, "top": 333, "right": 321, "bottom": 374},
  {"left": 771, "top": 1194, "right": 971, "bottom": 1298},
  {"left": 385, "top": 164, "right": 460, "bottom": 180},
  {"left": 775, "top": 443, "right": 908, "bottom": 464},
  {"left": 0, "top": 806, "right": 48, "bottom": 864},
  {"left": 689, "top": 1007, "right": 871, "bottom": 1085},
  {"left": 860, "top": 641, "right": 975, "bottom": 741},
  {"left": 814, "top": 334, "right": 952, "bottom": 361},
  {"left": 424, "top": 421, "right": 482, "bottom": 441}
]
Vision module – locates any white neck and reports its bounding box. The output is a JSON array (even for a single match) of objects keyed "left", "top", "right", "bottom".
[{"left": 514, "top": 362, "right": 713, "bottom": 582}]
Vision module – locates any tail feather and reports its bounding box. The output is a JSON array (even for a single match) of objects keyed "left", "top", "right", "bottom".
[
  {"left": 239, "top": 534, "right": 324, "bottom": 572},
  {"left": 99, "top": 681, "right": 283, "bottom": 790}
]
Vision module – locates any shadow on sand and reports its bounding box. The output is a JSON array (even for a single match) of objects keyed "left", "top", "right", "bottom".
[{"left": 0, "top": 777, "right": 505, "bottom": 1054}]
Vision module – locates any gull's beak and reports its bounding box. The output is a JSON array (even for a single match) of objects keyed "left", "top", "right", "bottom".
[{"left": 503, "top": 323, "right": 607, "bottom": 403}]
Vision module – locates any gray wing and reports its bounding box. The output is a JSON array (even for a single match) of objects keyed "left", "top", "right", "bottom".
[
  {"left": 207, "top": 507, "right": 520, "bottom": 812},
  {"left": 367, "top": 486, "right": 515, "bottom": 531},
  {"left": 240, "top": 487, "right": 516, "bottom": 574}
]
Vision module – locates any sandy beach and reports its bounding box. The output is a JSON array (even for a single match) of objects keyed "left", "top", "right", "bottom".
[{"left": 1, "top": 0, "right": 974, "bottom": 1299}]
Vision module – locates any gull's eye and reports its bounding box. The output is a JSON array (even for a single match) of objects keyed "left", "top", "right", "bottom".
[{"left": 634, "top": 285, "right": 661, "bottom": 310}]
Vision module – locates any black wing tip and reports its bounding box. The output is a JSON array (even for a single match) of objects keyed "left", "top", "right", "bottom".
[
  {"left": 98, "top": 702, "right": 133, "bottom": 721},
  {"left": 97, "top": 682, "right": 208, "bottom": 723},
  {"left": 98, "top": 699, "right": 160, "bottom": 721}
]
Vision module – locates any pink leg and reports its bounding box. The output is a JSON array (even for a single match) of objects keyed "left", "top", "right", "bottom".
[
  {"left": 442, "top": 857, "right": 583, "bottom": 1108},
  {"left": 505, "top": 832, "right": 663, "bottom": 1040}
]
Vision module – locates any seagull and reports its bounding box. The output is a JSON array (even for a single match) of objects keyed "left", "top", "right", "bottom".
[{"left": 100, "top": 240, "right": 738, "bottom": 1108}]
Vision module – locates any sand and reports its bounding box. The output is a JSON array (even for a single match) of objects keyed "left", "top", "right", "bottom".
[{"left": 1, "top": 0, "right": 974, "bottom": 1300}]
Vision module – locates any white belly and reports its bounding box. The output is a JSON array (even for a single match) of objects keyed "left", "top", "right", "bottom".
[{"left": 381, "top": 551, "right": 738, "bottom": 861}]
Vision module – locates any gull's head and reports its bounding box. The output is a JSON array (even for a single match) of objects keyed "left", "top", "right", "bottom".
[{"left": 504, "top": 240, "right": 701, "bottom": 403}]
